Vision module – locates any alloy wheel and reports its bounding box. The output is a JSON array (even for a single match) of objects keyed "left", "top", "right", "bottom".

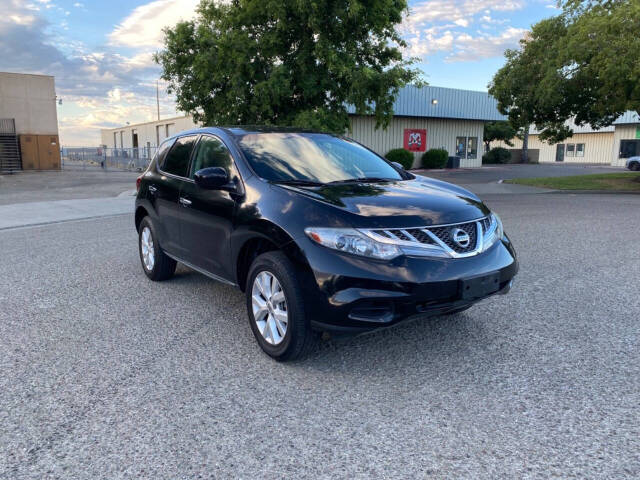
[
  {"left": 251, "top": 271, "right": 288, "bottom": 345},
  {"left": 140, "top": 226, "right": 155, "bottom": 271}
]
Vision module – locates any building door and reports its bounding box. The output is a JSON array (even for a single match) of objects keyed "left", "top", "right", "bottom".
[
  {"left": 556, "top": 144, "right": 565, "bottom": 162},
  {"left": 132, "top": 130, "right": 139, "bottom": 158}
]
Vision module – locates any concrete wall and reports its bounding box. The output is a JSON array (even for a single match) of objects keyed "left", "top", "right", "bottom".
[
  {"left": 496, "top": 131, "right": 615, "bottom": 164},
  {"left": 0, "top": 72, "right": 58, "bottom": 135},
  {"left": 349, "top": 115, "right": 485, "bottom": 168},
  {"left": 100, "top": 115, "right": 198, "bottom": 149}
]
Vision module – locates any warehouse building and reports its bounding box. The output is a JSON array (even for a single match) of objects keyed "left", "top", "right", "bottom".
[
  {"left": 0, "top": 72, "right": 61, "bottom": 172},
  {"left": 499, "top": 112, "right": 640, "bottom": 166},
  {"left": 100, "top": 86, "right": 506, "bottom": 168}
]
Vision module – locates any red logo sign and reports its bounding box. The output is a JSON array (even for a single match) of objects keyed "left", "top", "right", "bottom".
[{"left": 403, "top": 129, "right": 427, "bottom": 152}]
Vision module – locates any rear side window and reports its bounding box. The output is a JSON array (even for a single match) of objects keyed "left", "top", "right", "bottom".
[
  {"left": 161, "top": 135, "right": 198, "bottom": 177},
  {"left": 153, "top": 139, "right": 173, "bottom": 166},
  {"left": 190, "top": 135, "right": 234, "bottom": 177}
]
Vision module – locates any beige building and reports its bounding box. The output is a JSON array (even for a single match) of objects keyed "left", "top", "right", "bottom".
[
  {"left": 0, "top": 72, "right": 61, "bottom": 171},
  {"left": 498, "top": 113, "right": 640, "bottom": 166},
  {"left": 100, "top": 86, "right": 507, "bottom": 168},
  {"left": 101, "top": 115, "right": 198, "bottom": 152}
]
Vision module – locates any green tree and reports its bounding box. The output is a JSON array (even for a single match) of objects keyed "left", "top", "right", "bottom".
[
  {"left": 490, "top": 0, "right": 640, "bottom": 151},
  {"left": 155, "top": 0, "right": 421, "bottom": 133},
  {"left": 483, "top": 121, "right": 516, "bottom": 152}
]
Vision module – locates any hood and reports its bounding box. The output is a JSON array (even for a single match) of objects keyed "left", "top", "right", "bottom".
[{"left": 277, "top": 176, "right": 489, "bottom": 228}]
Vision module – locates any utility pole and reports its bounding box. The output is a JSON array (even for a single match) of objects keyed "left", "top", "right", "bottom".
[{"left": 156, "top": 80, "right": 160, "bottom": 121}]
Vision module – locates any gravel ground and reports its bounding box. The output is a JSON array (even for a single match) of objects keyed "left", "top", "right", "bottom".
[{"left": 1, "top": 193, "right": 639, "bottom": 479}]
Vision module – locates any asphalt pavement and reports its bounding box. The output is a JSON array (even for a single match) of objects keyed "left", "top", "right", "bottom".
[
  {"left": 1, "top": 193, "right": 639, "bottom": 478},
  {"left": 421, "top": 162, "right": 624, "bottom": 184}
]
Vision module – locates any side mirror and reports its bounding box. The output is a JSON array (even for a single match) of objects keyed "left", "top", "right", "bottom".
[
  {"left": 391, "top": 161, "right": 405, "bottom": 171},
  {"left": 194, "top": 167, "right": 230, "bottom": 190}
]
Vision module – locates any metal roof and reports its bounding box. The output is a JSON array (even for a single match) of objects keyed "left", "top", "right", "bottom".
[
  {"left": 347, "top": 85, "right": 506, "bottom": 121},
  {"left": 613, "top": 111, "right": 640, "bottom": 125},
  {"left": 530, "top": 111, "right": 639, "bottom": 134}
]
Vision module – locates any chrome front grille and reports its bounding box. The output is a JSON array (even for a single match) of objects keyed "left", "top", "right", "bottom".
[{"left": 361, "top": 215, "right": 497, "bottom": 258}]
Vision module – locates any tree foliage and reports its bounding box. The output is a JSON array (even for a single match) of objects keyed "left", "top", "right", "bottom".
[
  {"left": 385, "top": 148, "right": 414, "bottom": 169},
  {"left": 421, "top": 149, "right": 448, "bottom": 169},
  {"left": 483, "top": 121, "right": 516, "bottom": 151},
  {"left": 155, "top": 0, "right": 420, "bottom": 133},
  {"left": 489, "top": 0, "right": 640, "bottom": 144}
]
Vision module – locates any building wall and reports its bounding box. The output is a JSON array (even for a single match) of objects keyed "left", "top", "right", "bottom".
[
  {"left": 100, "top": 115, "right": 197, "bottom": 149},
  {"left": 498, "top": 132, "right": 615, "bottom": 164},
  {"left": 611, "top": 124, "right": 640, "bottom": 167},
  {"left": 0, "top": 72, "right": 58, "bottom": 135},
  {"left": 349, "top": 115, "right": 485, "bottom": 168}
]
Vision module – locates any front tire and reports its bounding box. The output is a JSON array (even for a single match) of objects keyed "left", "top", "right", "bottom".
[
  {"left": 630, "top": 162, "right": 640, "bottom": 171},
  {"left": 246, "top": 251, "right": 316, "bottom": 361},
  {"left": 138, "top": 216, "right": 176, "bottom": 281}
]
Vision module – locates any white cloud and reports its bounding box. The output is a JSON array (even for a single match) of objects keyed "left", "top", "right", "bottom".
[
  {"left": 405, "top": 0, "right": 523, "bottom": 29},
  {"left": 401, "top": 0, "right": 527, "bottom": 62},
  {"left": 445, "top": 27, "right": 527, "bottom": 62},
  {"left": 108, "top": 0, "right": 200, "bottom": 48}
]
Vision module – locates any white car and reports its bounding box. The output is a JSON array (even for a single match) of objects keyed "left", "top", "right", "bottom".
[{"left": 626, "top": 156, "right": 640, "bottom": 171}]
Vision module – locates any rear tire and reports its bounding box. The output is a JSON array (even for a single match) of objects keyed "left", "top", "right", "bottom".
[
  {"left": 138, "top": 216, "right": 177, "bottom": 281},
  {"left": 630, "top": 162, "right": 640, "bottom": 171},
  {"left": 246, "top": 251, "right": 316, "bottom": 361}
]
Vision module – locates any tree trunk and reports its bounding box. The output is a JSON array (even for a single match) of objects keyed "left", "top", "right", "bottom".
[{"left": 522, "top": 126, "right": 529, "bottom": 163}]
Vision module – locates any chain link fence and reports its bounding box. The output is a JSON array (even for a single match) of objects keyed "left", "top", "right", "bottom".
[{"left": 61, "top": 147, "right": 157, "bottom": 172}]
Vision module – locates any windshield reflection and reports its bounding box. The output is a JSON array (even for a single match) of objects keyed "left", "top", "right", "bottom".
[{"left": 238, "top": 133, "right": 403, "bottom": 184}]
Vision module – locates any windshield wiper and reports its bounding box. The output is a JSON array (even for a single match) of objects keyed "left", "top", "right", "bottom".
[
  {"left": 327, "top": 177, "right": 396, "bottom": 185},
  {"left": 272, "top": 179, "right": 325, "bottom": 187}
]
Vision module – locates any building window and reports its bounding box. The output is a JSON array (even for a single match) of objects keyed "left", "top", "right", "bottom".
[
  {"left": 456, "top": 137, "right": 466, "bottom": 158},
  {"left": 575, "top": 143, "right": 585, "bottom": 157},
  {"left": 566, "top": 144, "right": 575, "bottom": 157},
  {"left": 619, "top": 139, "right": 640, "bottom": 158},
  {"left": 456, "top": 136, "right": 478, "bottom": 159},
  {"left": 467, "top": 137, "right": 478, "bottom": 159}
]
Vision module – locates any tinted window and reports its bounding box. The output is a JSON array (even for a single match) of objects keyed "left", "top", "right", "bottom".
[
  {"left": 154, "top": 139, "right": 174, "bottom": 166},
  {"left": 190, "top": 136, "right": 234, "bottom": 177},
  {"left": 161, "top": 135, "right": 197, "bottom": 177},
  {"left": 237, "top": 133, "right": 402, "bottom": 183}
]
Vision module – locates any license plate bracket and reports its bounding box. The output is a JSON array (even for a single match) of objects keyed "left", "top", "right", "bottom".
[{"left": 460, "top": 272, "right": 501, "bottom": 300}]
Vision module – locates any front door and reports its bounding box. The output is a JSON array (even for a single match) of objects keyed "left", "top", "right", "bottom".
[
  {"left": 556, "top": 144, "right": 565, "bottom": 162},
  {"left": 179, "top": 134, "right": 240, "bottom": 281}
]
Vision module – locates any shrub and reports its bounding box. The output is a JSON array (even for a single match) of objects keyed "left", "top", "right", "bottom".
[
  {"left": 482, "top": 147, "right": 512, "bottom": 164},
  {"left": 421, "top": 149, "right": 448, "bottom": 169},
  {"left": 385, "top": 148, "right": 415, "bottom": 169}
]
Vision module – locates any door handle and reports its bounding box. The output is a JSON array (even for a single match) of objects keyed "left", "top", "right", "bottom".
[
  {"left": 148, "top": 185, "right": 157, "bottom": 193},
  {"left": 179, "top": 197, "right": 192, "bottom": 207}
]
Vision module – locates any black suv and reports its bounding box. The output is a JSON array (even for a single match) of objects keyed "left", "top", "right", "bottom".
[{"left": 135, "top": 127, "right": 517, "bottom": 360}]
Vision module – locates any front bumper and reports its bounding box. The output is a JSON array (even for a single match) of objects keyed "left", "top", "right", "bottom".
[{"left": 296, "top": 234, "right": 518, "bottom": 332}]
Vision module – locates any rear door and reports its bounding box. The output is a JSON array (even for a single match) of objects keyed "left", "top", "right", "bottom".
[
  {"left": 178, "top": 134, "right": 240, "bottom": 281},
  {"left": 152, "top": 135, "right": 198, "bottom": 256}
]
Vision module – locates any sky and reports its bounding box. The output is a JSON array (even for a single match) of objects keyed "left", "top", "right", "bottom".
[{"left": 0, "top": 0, "right": 561, "bottom": 145}]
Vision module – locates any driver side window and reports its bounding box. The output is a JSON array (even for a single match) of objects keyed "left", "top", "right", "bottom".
[{"left": 190, "top": 135, "right": 233, "bottom": 178}]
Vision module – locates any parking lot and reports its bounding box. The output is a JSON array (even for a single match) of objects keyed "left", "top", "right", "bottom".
[{"left": 1, "top": 175, "right": 639, "bottom": 477}]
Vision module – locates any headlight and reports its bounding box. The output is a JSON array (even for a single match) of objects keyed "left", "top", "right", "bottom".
[
  {"left": 304, "top": 227, "right": 401, "bottom": 260},
  {"left": 482, "top": 213, "right": 504, "bottom": 251}
]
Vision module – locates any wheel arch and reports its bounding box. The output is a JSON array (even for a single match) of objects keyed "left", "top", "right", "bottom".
[
  {"left": 233, "top": 222, "right": 311, "bottom": 292},
  {"left": 135, "top": 205, "right": 149, "bottom": 232}
]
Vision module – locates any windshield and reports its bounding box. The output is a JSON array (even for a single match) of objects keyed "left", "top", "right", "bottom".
[{"left": 236, "top": 133, "right": 403, "bottom": 184}]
